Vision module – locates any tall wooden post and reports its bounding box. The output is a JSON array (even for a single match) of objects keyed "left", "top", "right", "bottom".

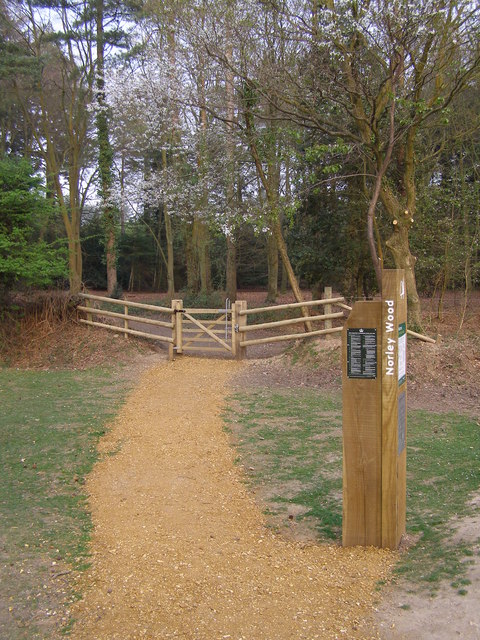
[
  {"left": 234, "top": 300, "right": 247, "bottom": 360},
  {"left": 381, "top": 270, "right": 407, "bottom": 549},
  {"left": 342, "top": 269, "right": 407, "bottom": 549},
  {"left": 172, "top": 299, "right": 183, "bottom": 356}
]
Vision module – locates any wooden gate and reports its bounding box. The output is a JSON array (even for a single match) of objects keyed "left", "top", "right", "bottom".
[
  {"left": 173, "top": 299, "right": 235, "bottom": 356},
  {"left": 77, "top": 291, "right": 432, "bottom": 362}
]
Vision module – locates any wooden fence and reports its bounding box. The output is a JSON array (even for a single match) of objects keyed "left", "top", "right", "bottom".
[
  {"left": 77, "top": 293, "right": 176, "bottom": 359},
  {"left": 77, "top": 288, "right": 434, "bottom": 360},
  {"left": 233, "top": 288, "right": 346, "bottom": 360}
]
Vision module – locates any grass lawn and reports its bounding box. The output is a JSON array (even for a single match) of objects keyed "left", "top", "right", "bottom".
[
  {"left": 226, "top": 387, "right": 480, "bottom": 595},
  {"left": 0, "top": 367, "right": 131, "bottom": 639}
]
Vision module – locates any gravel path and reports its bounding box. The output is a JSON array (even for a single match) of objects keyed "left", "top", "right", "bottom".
[{"left": 70, "top": 359, "right": 393, "bottom": 640}]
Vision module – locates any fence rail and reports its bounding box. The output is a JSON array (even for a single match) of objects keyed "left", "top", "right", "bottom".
[
  {"left": 78, "top": 292, "right": 171, "bottom": 313},
  {"left": 239, "top": 311, "right": 344, "bottom": 333},
  {"left": 238, "top": 297, "right": 345, "bottom": 316},
  {"left": 77, "top": 292, "right": 175, "bottom": 358},
  {"left": 239, "top": 326, "right": 342, "bottom": 348}
]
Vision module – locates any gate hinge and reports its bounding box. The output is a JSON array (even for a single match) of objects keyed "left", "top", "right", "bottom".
[{"left": 234, "top": 323, "right": 239, "bottom": 333}]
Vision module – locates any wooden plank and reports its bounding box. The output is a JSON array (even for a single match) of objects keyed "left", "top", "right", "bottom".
[
  {"left": 183, "top": 316, "right": 229, "bottom": 331},
  {"left": 183, "top": 328, "right": 227, "bottom": 334},
  {"left": 381, "top": 269, "right": 407, "bottom": 549},
  {"left": 240, "top": 311, "right": 344, "bottom": 333},
  {"left": 79, "top": 319, "right": 173, "bottom": 343},
  {"left": 342, "top": 301, "right": 382, "bottom": 547},
  {"left": 77, "top": 306, "right": 174, "bottom": 328},
  {"left": 78, "top": 293, "right": 171, "bottom": 314},
  {"left": 183, "top": 312, "right": 232, "bottom": 352},
  {"left": 183, "top": 308, "right": 232, "bottom": 315},
  {"left": 240, "top": 326, "right": 342, "bottom": 347},
  {"left": 183, "top": 338, "right": 224, "bottom": 344},
  {"left": 182, "top": 346, "right": 225, "bottom": 352},
  {"left": 239, "top": 297, "right": 345, "bottom": 316}
]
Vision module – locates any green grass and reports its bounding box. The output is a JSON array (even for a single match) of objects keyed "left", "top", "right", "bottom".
[
  {"left": 226, "top": 387, "right": 480, "bottom": 594},
  {"left": 0, "top": 367, "right": 131, "bottom": 638},
  {"left": 395, "top": 409, "right": 480, "bottom": 591},
  {"left": 226, "top": 389, "right": 343, "bottom": 539}
]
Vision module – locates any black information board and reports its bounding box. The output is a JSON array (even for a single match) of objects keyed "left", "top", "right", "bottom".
[{"left": 347, "top": 328, "right": 377, "bottom": 379}]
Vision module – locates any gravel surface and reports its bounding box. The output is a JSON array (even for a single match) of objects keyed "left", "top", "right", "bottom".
[{"left": 70, "top": 359, "right": 393, "bottom": 640}]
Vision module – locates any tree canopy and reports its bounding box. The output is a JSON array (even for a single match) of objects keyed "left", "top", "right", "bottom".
[{"left": 0, "top": 0, "right": 478, "bottom": 324}]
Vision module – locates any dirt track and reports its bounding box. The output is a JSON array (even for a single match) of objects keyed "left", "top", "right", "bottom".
[{"left": 70, "top": 358, "right": 393, "bottom": 640}]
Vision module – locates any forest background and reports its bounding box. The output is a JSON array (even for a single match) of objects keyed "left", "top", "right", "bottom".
[{"left": 0, "top": 0, "right": 479, "bottom": 331}]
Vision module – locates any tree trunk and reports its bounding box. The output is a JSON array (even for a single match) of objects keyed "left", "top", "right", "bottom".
[
  {"left": 128, "top": 263, "right": 134, "bottom": 292},
  {"left": 50, "top": 165, "right": 83, "bottom": 294},
  {"left": 96, "top": 0, "right": 117, "bottom": 296},
  {"left": 195, "top": 48, "right": 212, "bottom": 297},
  {"left": 105, "top": 226, "right": 117, "bottom": 294},
  {"left": 164, "top": 209, "right": 175, "bottom": 298},
  {"left": 272, "top": 219, "right": 313, "bottom": 330},
  {"left": 120, "top": 151, "right": 126, "bottom": 236},
  {"left": 242, "top": 83, "right": 310, "bottom": 325},
  {"left": 194, "top": 219, "right": 212, "bottom": 295},
  {"left": 185, "top": 222, "right": 198, "bottom": 293},
  {"left": 458, "top": 149, "right": 472, "bottom": 331},
  {"left": 266, "top": 231, "right": 278, "bottom": 302},
  {"left": 280, "top": 259, "right": 288, "bottom": 294},
  {"left": 385, "top": 225, "right": 422, "bottom": 329},
  {"left": 162, "top": 148, "right": 175, "bottom": 298},
  {"left": 380, "top": 184, "right": 423, "bottom": 329},
  {"left": 225, "top": 34, "right": 237, "bottom": 304},
  {"left": 67, "top": 235, "right": 82, "bottom": 294}
]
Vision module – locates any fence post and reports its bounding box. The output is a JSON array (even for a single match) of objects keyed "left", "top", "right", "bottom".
[
  {"left": 323, "top": 286, "right": 333, "bottom": 339},
  {"left": 86, "top": 298, "right": 93, "bottom": 325},
  {"left": 234, "top": 300, "right": 247, "bottom": 360},
  {"left": 231, "top": 300, "right": 237, "bottom": 358},
  {"left": 172, "top": 299, "right": 183, "bottom": 355},
  {"left": 124, "top": 304, "right": 129, "bottom": 340}
]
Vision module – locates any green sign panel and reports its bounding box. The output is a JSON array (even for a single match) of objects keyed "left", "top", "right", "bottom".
[
  {"left": 347, "top": 328, "right": 377, "bottom": 379},
  {"left": 398, "top": 322, "right": 406, "bottom": 386},
  {"left": 398, "top": 391, "right": 406, "bottom": 454}
]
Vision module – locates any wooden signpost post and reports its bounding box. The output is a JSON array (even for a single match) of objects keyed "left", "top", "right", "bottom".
[{"left": 342, "top": 269, "right": 407, "bottom": 549}]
